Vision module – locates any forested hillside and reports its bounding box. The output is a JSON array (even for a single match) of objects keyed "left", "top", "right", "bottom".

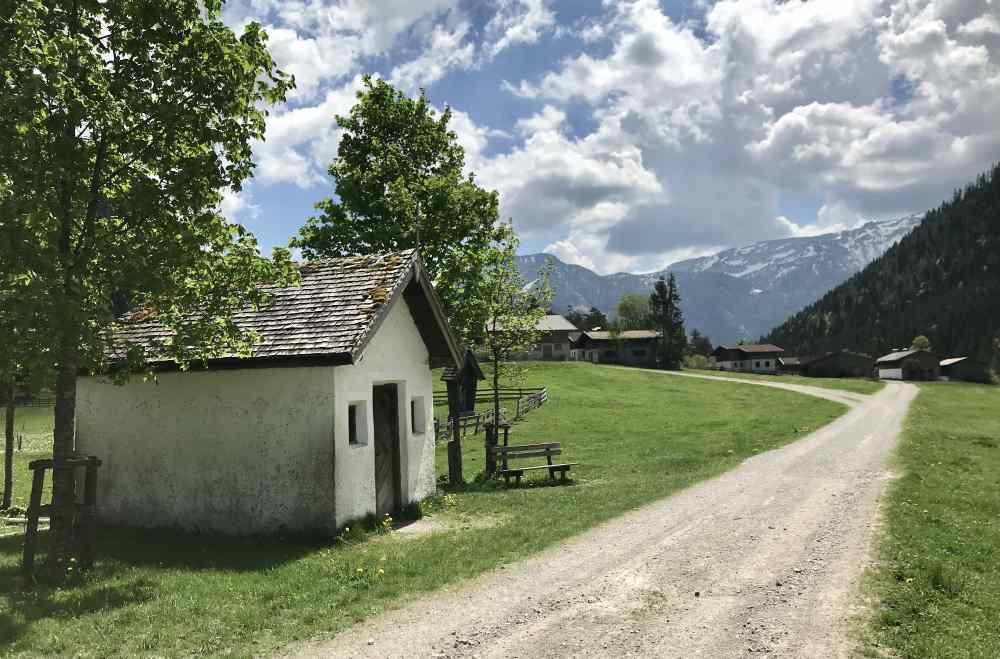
[{"left": 765, "top": 164, "right": 1000, "bottom": 362}]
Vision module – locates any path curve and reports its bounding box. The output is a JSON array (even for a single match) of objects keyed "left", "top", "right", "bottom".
[{"left": 284, "top": 376, "right": 917, "bottom": 659}]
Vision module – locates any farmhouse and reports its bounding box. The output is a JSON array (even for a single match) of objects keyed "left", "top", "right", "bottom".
[
  {"left": 75, "top": 250, "right": 461, "bottom": 536},
  {"left": 570, "top": 330, "right": 659, "bottom": 367},
  {"left": 875, "top": 349, "right": 939, "bottom": 380},
  {"left": 533, "top": 314, "right": 580, "bottom": 360},
  {"left": 712, "top": 344, "right": 784, "bottom": 373}
]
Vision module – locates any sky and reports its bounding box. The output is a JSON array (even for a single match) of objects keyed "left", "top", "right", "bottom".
[{"left": 220, "top": 0, "right": 1000, "bottom": 274}]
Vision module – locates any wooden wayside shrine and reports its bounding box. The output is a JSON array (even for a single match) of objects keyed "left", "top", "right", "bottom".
[{"left": 23, "top": 455, "right": 102, "bottom": 574}]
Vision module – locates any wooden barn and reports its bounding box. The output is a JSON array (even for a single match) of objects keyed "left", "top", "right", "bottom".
[
  {"left": 939, "top": 357, "right": 994, "bottom": 383},
  {"left": 75, "top": 250, "right": 461, "bottom": 536},
  {"left": 875, "top": 349, "right": 939, "bottom": 380},
  {"left": 712, "top": 344, "right": 784, "bottom": 374},
  {"left": 787, "top": 351, "right": 875, "bottom": 378},
  {"left": 570, "top": 330, "right": 659, "bottom": 367}
]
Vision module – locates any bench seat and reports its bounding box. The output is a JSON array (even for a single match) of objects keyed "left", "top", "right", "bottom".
[{"left": 494, "top": 441, "right": 576, "bottom": 485}]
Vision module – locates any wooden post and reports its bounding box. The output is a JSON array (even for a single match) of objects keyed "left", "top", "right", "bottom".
[
  {"left": 79, "top": 458, "right": 99, "bottom": 568},
  {"left": 484, "top": 422, "right": 497, "bottom": 477},
  {"left": 23, "top": 465, "right": 46, "bottom": 574},
  {"left": 447, "top": 416, "right": 463, "bottom": 485}
]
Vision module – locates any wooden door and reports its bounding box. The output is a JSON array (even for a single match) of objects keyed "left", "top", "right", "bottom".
[{"left": 372, "top": 384, "right": 401, "bottom": 517}]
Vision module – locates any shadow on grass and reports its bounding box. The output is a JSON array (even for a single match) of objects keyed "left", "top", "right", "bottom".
[
  {"left": 440, "top": 474, "right": 578, "bottom": 495},
  {"left": 94, "top": 525, "right": 329, "bottom": 572},
  {"left": 0, "top": 533, "right": 159, "bottom": 647}
]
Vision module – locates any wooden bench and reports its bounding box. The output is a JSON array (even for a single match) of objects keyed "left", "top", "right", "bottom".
[{"left": 495, "top": 442, "right": 576, "bottom": 486}]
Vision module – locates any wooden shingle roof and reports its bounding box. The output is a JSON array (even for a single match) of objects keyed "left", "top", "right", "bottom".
[{"left": 115, "top": 250, "right": 461, "bottom": 369}]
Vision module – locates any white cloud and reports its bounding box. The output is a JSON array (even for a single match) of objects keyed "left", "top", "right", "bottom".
[
  {"left": 391, "top": 22, "right": 476, "bottom": 91},
  {"left": 252, "top": 77, "right": 366, "bottom": 188},
  {"left": 485, "top": 0, "right": 556, "bottom": 57},
  {"left": 220, "top": 188, "right": 261, "bottom": 223},
  {"left": 489, "top": 0, "right": 1000, "bottom": 270},
  {"left": 223, "top": 0, "right": 1000, "bottom": 272}
]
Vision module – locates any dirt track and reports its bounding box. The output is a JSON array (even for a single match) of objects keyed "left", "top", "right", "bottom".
[{"left": 285, "top": 375, "right": 917, "bottom": 659}]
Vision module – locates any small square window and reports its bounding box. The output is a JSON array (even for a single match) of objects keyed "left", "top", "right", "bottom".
[
  {"left": 348, "top": 402, "right": 367, "bottom": 446},
  {"left": 755, "top": 361, "right": 761, "bottom": 368},
  {"left": 411, "top": 396, "right": 426, "bottom": 434}
]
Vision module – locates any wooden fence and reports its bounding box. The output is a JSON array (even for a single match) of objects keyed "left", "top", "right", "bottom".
[{"left": 434, "top": 387, "right": 548, "bottom": 442}]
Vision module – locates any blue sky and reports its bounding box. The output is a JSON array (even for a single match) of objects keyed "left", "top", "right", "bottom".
[{"left": 221, "top": 0, "right": 1000, "bottom": 273}]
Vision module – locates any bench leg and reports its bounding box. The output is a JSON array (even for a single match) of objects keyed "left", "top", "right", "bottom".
[
  {"left": 516, "top": 473, "right": 522, "bottom": 487},
  {"left": 560, "top": 470, "right": 568, "bottom": 482}
]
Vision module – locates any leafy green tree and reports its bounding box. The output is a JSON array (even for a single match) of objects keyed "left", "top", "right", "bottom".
[
  {"left": 689, "top": 329, "right": 713, "bottom": 357},
  {"left": 295, "top": 76, "right": 503, "bottom": 344},
  {"left": 566, "top": 306, "right": 608, "bottom": 331},
  {"left": 616, "top": 293, "right": 652, "bottom": 329},
  {"left": 911, "top": 335, "right": 932, "bottom": 351},
  {"left": 478, "top": 224, "right": 552, "bottom": 476},
  {"left": 584, "top": 307, "right": 609, "bottom": 330},
  {"left": 650, "top": 274, "right": 687, "bottom": 369},
  {"left": 0, "top": 0, "right": 294, "bottom": 573}
]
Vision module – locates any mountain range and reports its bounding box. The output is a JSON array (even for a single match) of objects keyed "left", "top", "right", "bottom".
[
  {"left": 766, "top": 164, "right": 999, "bottom": 363},
  {"left": 516, "top": 214, "right": 921, "bottom": 344}
]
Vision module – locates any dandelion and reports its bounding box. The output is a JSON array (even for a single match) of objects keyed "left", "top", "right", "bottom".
[
  {"left": 378, "top": 568, "right": 385, "bottom": 575},
  {"left": 357, "top": 567, "right": 364, "bottom": 573}
]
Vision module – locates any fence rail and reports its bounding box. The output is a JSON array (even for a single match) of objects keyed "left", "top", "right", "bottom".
[{"left": 433, "top": 387, "right": 548, "bottom": 442}]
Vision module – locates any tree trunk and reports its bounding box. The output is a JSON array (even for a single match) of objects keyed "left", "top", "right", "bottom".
[
  {"left": 485, "top": 354, "right": 500, "bottom": 477},
  {"left": 2, "top": 382, "right": 13, "bottom": 510},
  {"left": 48, "top": 337, "right": 81, "bottom": 577}
]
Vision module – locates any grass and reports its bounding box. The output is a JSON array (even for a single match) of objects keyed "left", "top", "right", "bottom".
[
  {"left": 0, "top": 362, "right": 844, "bottom": 657},
  {"left": 860, "top": 382, "right": 1000, "bottom": 658},
  {"left": 0, "top": 406, "right": 54, "bottom": 513},
  {"left": 685, "top": 368, "right": 885, "bottom": 395}
]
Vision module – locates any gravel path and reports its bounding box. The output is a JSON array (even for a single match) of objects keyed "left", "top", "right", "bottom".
[{"left": 284, "top": 377, "right": 917, "bottom": 659}]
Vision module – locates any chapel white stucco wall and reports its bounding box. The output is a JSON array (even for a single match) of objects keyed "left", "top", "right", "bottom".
[
  {"left": 332, "top": 296, "right": 436, "bottom": 527},
  {"left": 76, "top": 366, "right": 337, "bottom": 535}
]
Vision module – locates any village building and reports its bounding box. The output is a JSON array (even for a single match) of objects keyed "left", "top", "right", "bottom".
[
  {"left": 939, "top": 356, "right": 993, "bottom": 383},
  {"left": 712, "top": 344, "right": 784, "bottom": 373},
  {"left": 780, "top": 351, "right": 874, "bottom": 378},
  {"left": 570, "top": 330, "right": 659, "bottom": 367},
  {"left": 531, "top": 314, "right": 580, "bottom": 360},
  {"left": 875, "top": 349, "right": 939, "bottom": 380},
  {"left": 75, "top": 250, "right": 461, "bottom": 536}
]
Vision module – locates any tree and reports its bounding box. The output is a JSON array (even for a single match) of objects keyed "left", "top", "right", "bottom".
[
  {"left": 584, "top": 307, "right": 609, "bottom": 331},
  {"left": 650, "top": 274, "right": 687, "bottom": 369},
  {"left": 911, "top": 335, "right": 932, "bottom": 351},
  {"left": 689, "top": 329, "right": 713, "bottom": 357},
  {"left": 566, "top": 306, "right": 608, "bottom": 331},
  {"left": 478, "top": 224, "right": 552, "bottom": 476},
  {"left": 617, "top": 293, "right": 651, "bottom": 329},
  {"left": 0, "top": 0, "right": 294, "bottom": 574},
  {"left": 294, "top": 76, "right": 503, "bottom": 345},
  {"left": 2, "top": 383, "right": 12, "bottom": 511}
]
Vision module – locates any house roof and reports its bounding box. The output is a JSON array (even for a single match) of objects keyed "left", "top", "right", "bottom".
[
  {"left": 876, "top": 348, "right": 935, "bottom": 364},
  {"left": 114, "top": 250, "right": 462, "bottom": 370},
  {"left": 779, "top": 356, "right": 802, "bottom": 366},
  {"left": 536, "top": 314, "right": 579, "bottom": 331},
  {"left": 442, "top": 348, "right": 486, "bottom": 382},
  {"left": 714, "top": 343, "right": 784, "bottom": 354},
  {"left": 580, "top": 330, "right": 660, "bottom": 341},
  {"left": 940, "top": 356, "right": 968, "bottom": 367}
]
